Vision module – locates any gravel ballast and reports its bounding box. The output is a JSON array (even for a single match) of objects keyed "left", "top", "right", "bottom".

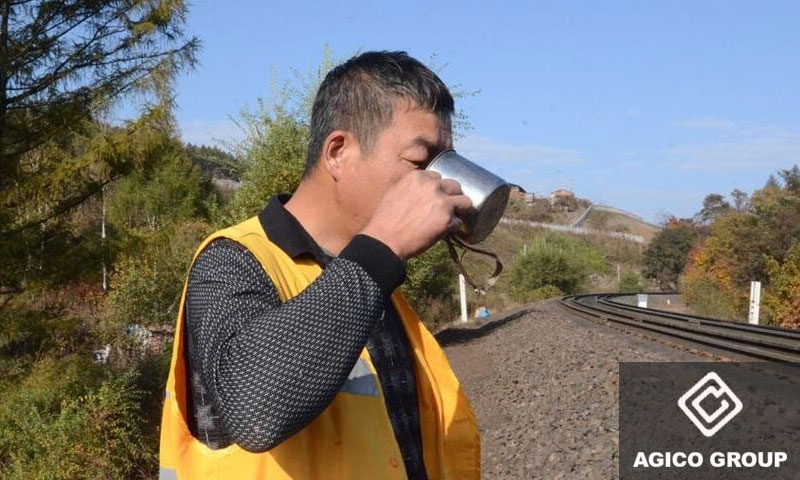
[{"left": 439, "top": 299, "right": 704, "bottom": 479}]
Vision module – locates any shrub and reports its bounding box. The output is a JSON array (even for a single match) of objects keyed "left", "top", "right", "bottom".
[
  {"left": 401, "top": 242, "right": 458, "bottom": 328},
  {"left": 509, "top": 232, "right": 605, "bottom": 301},
  {"left": 0, "top": 358, "right": 155, "bottom": 480},
  {"left": 619, "top": 269, "right": 645, "bottom": 293},
  {"left": 524, "top": 285, "right": 564, "bottom": 303}
]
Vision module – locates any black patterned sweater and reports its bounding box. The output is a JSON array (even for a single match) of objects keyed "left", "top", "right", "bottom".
[{"left": 182, "top": 194, "right": 429, "bottom": 479}]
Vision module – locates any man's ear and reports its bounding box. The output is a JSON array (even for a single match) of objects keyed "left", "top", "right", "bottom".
[{"left": 321, "top": 130, "right": 358, "bottom": 181}]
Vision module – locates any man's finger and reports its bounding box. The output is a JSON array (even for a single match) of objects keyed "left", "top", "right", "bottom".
[
  {"left": 420, "top": 170, "right": 442, "bottom": 181},
  {"left": 449, "top": 194, "right": 473, "bottom": 216},
  {"left": 446, "top": 215, "right": 464, "bottom": 235},
  {"left": 439, "top": 178, "right": 463, "bottom": 196}
]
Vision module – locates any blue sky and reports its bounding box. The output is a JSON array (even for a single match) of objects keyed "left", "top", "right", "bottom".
[{"left": 174, "top": 0, "right": 800, "bottom": 223}]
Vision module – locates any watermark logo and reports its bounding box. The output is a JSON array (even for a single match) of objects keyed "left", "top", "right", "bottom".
[{"left": 678, "top": 371, "right": 743, "bottom": 438}]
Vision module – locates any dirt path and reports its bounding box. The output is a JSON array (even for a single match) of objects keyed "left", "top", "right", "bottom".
[{"left": 439, "top": 299, "right": 703, "bottom": 479}]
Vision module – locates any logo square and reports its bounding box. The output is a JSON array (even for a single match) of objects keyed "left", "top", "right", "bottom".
[{"left": 677, "top": 371, "right": 743, "bottom": 438}]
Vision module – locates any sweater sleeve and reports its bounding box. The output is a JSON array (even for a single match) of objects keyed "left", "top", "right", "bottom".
[{"left": 184, "top": 236, "right": 404, "bottom": 453}]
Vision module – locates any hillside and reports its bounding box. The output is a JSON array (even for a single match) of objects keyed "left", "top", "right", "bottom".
[
  {"left": 575, "top": 205, "right": 661, "bottom": 243},
  {"left": 503, "top": 194, "right": 660, "bottom": 242},
  {"left": 450, "top": 195, "right": 656, "bottom": 319}
]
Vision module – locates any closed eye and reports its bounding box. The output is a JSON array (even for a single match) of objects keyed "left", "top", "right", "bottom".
[{"left": 401, "top": 156, "right": 428, "bottom": 170}]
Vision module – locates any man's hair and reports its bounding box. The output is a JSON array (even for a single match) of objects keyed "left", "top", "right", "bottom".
[{"left": 304, "top": 51, "right": 454, "bottom": 177}]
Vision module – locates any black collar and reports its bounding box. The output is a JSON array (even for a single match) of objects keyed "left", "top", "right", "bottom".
[{"left": 258, "top": 194, "right": 334, "bottom": 266}]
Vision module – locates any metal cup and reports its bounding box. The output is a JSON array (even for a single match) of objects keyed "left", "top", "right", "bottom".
[{"left": 426, "top": 149, "right": 510, "bottom": 244}]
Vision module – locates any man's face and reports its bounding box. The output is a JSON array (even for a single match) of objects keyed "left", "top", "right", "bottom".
[{"left": 337, "top": 98, "right": 453, "bottom": 232}]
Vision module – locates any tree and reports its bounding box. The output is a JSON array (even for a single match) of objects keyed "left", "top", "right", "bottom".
[
  {"left": 0, "top": 3, "right": 205, "bottom": 477},
  {"left": 748, "top": 167, "right": 800, "bottom": 267},
  {"left": 219, "top": 49, "right": 335, "bottom": 224},
  {"left": 764, "top": 241, "right": 800, "bottom": 328},
  {"left": 0, "top": 0, "right": 198, "bottom": 171},
  {"left": 0, "top": 0, "right": 198, "bottom": 239},
  {"left": 731, "top": 189, "right": 749, "bottom": 212},
  {"left": 400, "top": 242, "right": 457, "bottom": 326},
  {"left": 780, "top": 165, "right": 800, "bottom": 193},
  {"left": 185, "top": 143, "right": 241, "bottom": 181},
  {"left": 642, "top": 221, "right": 699, "bottom": 290},
  {"left": 0, "top": 0, "right": 198, "bottom": 300},
  {"left": 107, "top": 140, "right": 203, "bottom": 234},
  {"left": 224, "top": 105, "right": 309, "bottom": 223},
  {"left": 682, "top": 165, "right": 800, "bottom": 321},
  {"left": 764, "top": 174, "right": 780, "bottom": 190},
  {"left": 694, "top": 193, "right": 731, "bottom": 226}
]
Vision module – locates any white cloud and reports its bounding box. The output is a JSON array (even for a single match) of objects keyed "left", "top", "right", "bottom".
[
  {"left": 452, "top": 135, "right": 583, "bottom": 197},
  {"left": 673, "top": 117, "right": 736, "bottom": 129},
  {"left": 180, "top": 118, "right": 245, "bottom": 147},
  {"left": 456, "top": 135, "right": 583, "bottom": 166},
  {"left": 665, "top": 124, "right": 800, "bottom": 172},
  {"left": 626, "top": 108, "right": 642, "bottom": 118}
]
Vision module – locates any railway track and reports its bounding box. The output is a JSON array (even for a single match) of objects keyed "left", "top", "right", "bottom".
[{"left": 559, "top": 293, "right": 800, "bottom": 362}]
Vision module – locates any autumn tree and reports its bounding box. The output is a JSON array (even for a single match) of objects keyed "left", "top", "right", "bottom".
[
  {"left": 764, "top": 241, "right": 800, "bottom": 328},
  {"left": 681, "top": 165, "right": 800, "bottom": 324}
]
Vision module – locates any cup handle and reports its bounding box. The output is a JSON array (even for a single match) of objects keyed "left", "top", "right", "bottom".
[{"left": 444, "top": 235, "right": 504, "bottom": 294}]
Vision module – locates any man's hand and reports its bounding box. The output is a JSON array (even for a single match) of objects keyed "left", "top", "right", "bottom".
[{"left": 360, "top": 170, "right": 473, "bottom": 261}]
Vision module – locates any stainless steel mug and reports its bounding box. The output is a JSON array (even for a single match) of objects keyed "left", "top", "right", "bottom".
[{"left": 426, "top": 149, "right": 510, "bottom": 244}]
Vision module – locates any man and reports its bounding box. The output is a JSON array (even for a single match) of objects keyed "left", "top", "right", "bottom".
[{"left": 159, "top": 51, "right": 481, "bottom": 480}]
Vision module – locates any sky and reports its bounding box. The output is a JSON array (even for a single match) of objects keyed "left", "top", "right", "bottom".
[{"left": 173, "top": 0, "right": 800, "bottom": 223}]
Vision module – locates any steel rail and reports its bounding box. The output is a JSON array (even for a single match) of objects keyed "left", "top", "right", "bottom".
[{"left": 558, "top": 293, "right": 800, "bottom": 362}]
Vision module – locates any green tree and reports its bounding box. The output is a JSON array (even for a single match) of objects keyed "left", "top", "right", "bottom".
[
  {"left": 731, "top": 189, "right": 749, "bottom": 212},
  {"left": 642, "top": 221, "right": 699, "bottom": 290},
  {"left": 224, "top": 105, "right": 309, "bottom": 222},
  {"left": 186, "top": 143, "right": 242, "bottom": 181},
  {"left": 0, "top": 0, "right": 199, "bottom": 301},
  {"left": 0, "top": 0, "right": 198, "bottom": 233},
  {"left": 694, "top": 193, "right": 731, "bottom": 226},
  {"left": 108, "top": 221, "right": 210, "bottom": 331},
  {"left": 217, "top": 48, "right": 334, "bottom": 224},
  {"left": 108, "top": 141, "right": 203, "bottom": 234}
]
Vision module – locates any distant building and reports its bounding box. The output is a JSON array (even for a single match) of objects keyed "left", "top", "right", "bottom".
[
  {"left": 509, "top": 183, "right": 526, "bottom": 195},
  {"left": 550, "top": 189, "right": 575, "bottom": 207},
  {"left": 524, "top": 193, "right": 535, "bottom": 205},
  {"left": 509, "top": 183, "right": 535, "bottom": 205}
]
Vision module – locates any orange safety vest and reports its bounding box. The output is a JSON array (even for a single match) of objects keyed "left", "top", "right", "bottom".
[{"left": 158, "top": 216, "right": 481, "bottom": 479}]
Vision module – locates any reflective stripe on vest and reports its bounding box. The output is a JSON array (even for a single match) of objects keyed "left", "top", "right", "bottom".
[{"left": 158, "top": 216, "right": 481, "bottom": 479}]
